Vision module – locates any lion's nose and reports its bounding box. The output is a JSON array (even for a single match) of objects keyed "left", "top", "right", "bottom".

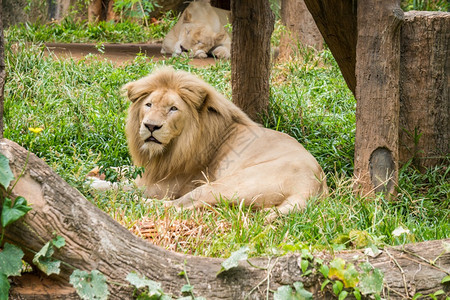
[{"left": 145, "top": 123, "right": 162, "bottom": 133}]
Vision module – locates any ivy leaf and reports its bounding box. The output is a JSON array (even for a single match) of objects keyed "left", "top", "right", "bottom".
[
  {"left": 0, "top": 242, "right": 24, "bottom": 277},
  {"left": 219, "top": 246, "right": 249, "bottom": 273},
  {"left": 33, "top": 241, "right": 60, "bottom": 275},
  {"left": 70, "top": 269, "right": 109, "bottom": 300},
  {"left": 181, "top": 284, "right": 193, "bottom": 294},
  {"left": 126, "top": 272, "right": 163, "bottom": 298},
  {"left": 0, "top": 153, "right": 14, "bottom": 190},
  {"left": 338, "top": 290, "right": 348, "bottom": 300},
  {"left": 273, "top": 285, "right": 293, "bottom": 300},
  {"left": 333, "top": 280, "right": 343, "bottom": 295},
  {"left": 52, "top": 235, "right": 66, "bottom": 249},
  {"left": 0, "top": 273, "right": 10, "bottom": 300},
  {"left": 1, "top": 197, "right": 32, "bottom": 228},
  {"left": 441, "top": 275, "right": 450, "bottom": 284},
  {"left": 319, "top": 264, "right": 329, "bottom": 278},
  {"left": 358, "top": 262, "right": 384, "bottom": 295},
  {"left": 293, "top": 281, "right": 313, "bottom": 299},
  {"left": 300, "top": 258, "right": 309, "bottom": 273},
  {"left": 329, "top": 257, "right": 359, "bottom": 288}
]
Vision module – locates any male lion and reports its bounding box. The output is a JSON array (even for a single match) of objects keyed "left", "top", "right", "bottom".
[
  {"left": 161, "top": 0, "right": 231, "bottom": 59},
  {"left": 124, "top": 68, "right": 327, "bottom": 221}
]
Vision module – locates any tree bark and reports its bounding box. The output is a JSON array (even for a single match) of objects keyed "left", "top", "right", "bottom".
[
  {"left": 1, "top": 139, "right": 449, "bottom": 299},
  {"left": 279, "top": 0, "right": 323, "bottom": 60},
  {"left": 354, "top": 1, "right": 404, "bottom": 196},
  {"left": 399, "top": 11, "right": 450, "bottom": 169},
  {"left": 302, "top": 0, "right": 357, "bottom": 96},
  {"left": 231, "top": 0, "right": 274, "bottom": 122}
]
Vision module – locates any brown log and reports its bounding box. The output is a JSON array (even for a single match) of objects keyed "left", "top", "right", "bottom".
[
  {"left": 279, "top": 0, "right": 323, "bottom": 60},
  {"left": 302, "top": 0, "right": 357, "bottom": 95},
  {"left": 399, "top": 11, "right": 450, "bottom": 169},
  {"left": 354, "top": 1, "right": 404, "bottom": 196},
  {"left": 231, "top": 0, "right": 274, "bottom": 122},
  {"left": 1, "top": 138, "right": 449, "bottom": 299}
]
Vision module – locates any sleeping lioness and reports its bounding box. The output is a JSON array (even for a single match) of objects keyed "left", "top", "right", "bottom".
[
  {"left": 161, "top": 0, "right": 231, "bottom": 59},
  {"left": 124, "top": 68, "right": 327, "bottom": 221}
]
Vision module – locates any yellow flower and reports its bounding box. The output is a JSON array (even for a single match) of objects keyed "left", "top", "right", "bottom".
[{"left": 28, "top": 127, "right": 43, "bottom": 134}]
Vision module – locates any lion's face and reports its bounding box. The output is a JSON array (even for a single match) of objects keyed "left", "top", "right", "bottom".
[
  {"left": 134, "top": 89, "right": 191, "bottom": 154},
  {"left": 180, "top": 26, "right": 216, "bottom": 58}
]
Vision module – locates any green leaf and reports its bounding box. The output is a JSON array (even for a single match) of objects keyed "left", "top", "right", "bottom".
[
  {"left": 0, "top": 154, "right": 14, "bottom": 190},
  {"left": 329, "top": 258, "right": 359, "bottom": 288},
  {"left": 181, "top": 284, "right": 193, "bottom": 294},
  {"left": 319, "top": 264, "right": 329, "bottom": 278},
  {"left": 219, "top": 246, "right": 249, "bottom": 273},
  {"left": 358, "top": 262, "right": 384, "bottom": 295},
  {"left": 300, "top": 258, "right": 309, "bottom": 273},
  {"left": 126, "top": 272, "right": 163, "bottom": 297},
  {"left": 1, "top": 197, "right": 32, "bottom": 228},
  {"left": 0, "top": 242, "right": 24, "bottom": 277},
  {"left": 441, "top": 275, "right": 450, "bottom": 284},
  {"left": 70, "top": 269, "right": 109, "bottom": 300},
  {"left": 433, "top": 290, "right": 444, "bottom": 296},
  {"left": 412, "top": 293, "right": 423, "bottom": 300},
  {"left": 332, "top": 280, "right": 343, "bottom": 295},
  {"left": 52, "top": 236, "right": 66, "bottom": 249},
  {"left": 293, "top": 281, "right": 313, "bottom": 300},
  {"left": 321, "top": 279, "right": 330, "bottom": 291},
  {"left": 353, "top": 288, "right": 362, "bottom": 300},
  {"left": 273, "top": 285, "right": 293, "bottom": 300},
  {"left": 32, "top": 241, "right": 60, "bottom": 275},
  {"left": 338, "top": 290, "right": 348, "bottom": 300},
  {"left": 0, "top": 273, "right": 10, "bottom": 300}
]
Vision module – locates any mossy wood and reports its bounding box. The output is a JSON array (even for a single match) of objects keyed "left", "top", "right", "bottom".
[{"left": 1, "top": 139, "right": 449, "bottom": 299}]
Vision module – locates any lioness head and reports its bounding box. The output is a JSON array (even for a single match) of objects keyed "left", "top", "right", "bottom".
[{"left": 180, "top": 26, "right": 227, "bottom": 58}]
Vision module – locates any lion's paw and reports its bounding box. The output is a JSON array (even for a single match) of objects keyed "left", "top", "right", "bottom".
[
  {"left": 194, "top": 50, "right": 208, "bottom": 59},
  {"left": 212, "top": 46, "right": 230, "bottom": 59}
]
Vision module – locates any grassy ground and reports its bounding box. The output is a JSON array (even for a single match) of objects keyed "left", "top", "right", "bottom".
[{"left": 3, "top": 21, "right": 449, "bottom": 258}]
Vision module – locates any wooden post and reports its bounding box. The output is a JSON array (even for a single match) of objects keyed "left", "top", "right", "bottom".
[
  {"left": 303, "top": 0, "right": 357, "bottom": 96},
  {"left": 399, "top": 11, "right": 449, "bottom": 169},
  {"left": 231, "top": 0, "right": 274, "bottom": 122},
  {"left": 354, "top": 1, "right": 404, "bottom": 195},
  {"left": 279, "top": 0, "right": 323, "bottom": 60}
]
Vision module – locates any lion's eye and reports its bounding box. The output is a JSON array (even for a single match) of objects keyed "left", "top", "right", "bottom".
[
  {"left": 170, "top": 106, "right": 178, "bottom": 112},
  {"left": 146, "top": 103, "right": 152, "bottom": 108}
]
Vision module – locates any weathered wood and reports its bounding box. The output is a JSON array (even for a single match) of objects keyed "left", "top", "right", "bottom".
[
  {"left": 231, "top": 0, "right": 274, "bottom": 122},
  {"left": 1, "top": 139, "right": 449, "bottom": 299},
  {"left": 279, "top": 0, "right": 323, "bottom": 60},
  {"left": 399, "top": 11, "right": 450, "bottom": 169},
  {"left": 302, "top": 0, "right": 357, "bottom": 95},
  {"left": 354, "top": 1, "right": 404, "bottom": 196}
]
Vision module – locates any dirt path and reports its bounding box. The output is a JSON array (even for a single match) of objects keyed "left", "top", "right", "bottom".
[{"left": 44, "top": 42, "right": 218, "bottom": 67}]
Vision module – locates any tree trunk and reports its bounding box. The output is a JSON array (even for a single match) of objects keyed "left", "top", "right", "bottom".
[
  {"left": 231, "top": 0, "right": 274, "bottom": 122},
  {"left": 399, "top": 11, "right": 450, "bottom": 169},
  {"left": 354, "top": 1, "right": 404, "bottom": 196},
  {"left": 302, "top": 0, "right": 357, "bottom": 96},
  {"left": 279, "top": 0, "right": 323, "bottom": 60},
  {"left": 1, "top": 139, "right": 449, "bottom": 299}
]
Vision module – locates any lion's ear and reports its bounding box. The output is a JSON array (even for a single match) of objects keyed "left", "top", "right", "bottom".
[
  {"left": 183, "top": 10, "right": 192, "bottom": 23},
  {"left": 122, "top": 82, "right": 148, "bottom": 103}
]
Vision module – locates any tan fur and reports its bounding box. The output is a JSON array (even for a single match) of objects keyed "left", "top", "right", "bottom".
[
  {"left": 161, "top": 0, "right": 231, "bottom": 59},
  {"left": 124, "top": 68, "right": 327, "bottom": 221}
]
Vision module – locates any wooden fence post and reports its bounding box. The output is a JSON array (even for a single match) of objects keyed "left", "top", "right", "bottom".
[{"left": 354, "top": 1, "right": 404, "bottom": 195}]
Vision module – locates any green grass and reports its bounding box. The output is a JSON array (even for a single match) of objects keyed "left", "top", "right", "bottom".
[
  {"left": 6, "top": 13, "right": 177, "bottom": 44},
  {"left": 3, "top": 25, "right": 449, "bottom": 258}
]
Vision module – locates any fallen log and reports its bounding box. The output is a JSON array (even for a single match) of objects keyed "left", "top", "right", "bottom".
[{"left": 1, "top": 138, "right": 449, "bottom": 299}]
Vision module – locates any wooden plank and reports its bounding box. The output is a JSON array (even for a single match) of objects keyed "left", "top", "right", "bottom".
[{"left": 354, "top": 0, "right": 404, "bottom": 195}]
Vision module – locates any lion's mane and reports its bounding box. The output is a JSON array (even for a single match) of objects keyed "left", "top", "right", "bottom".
[{"left": 124, "top": 68, "right": 253, "bottom": 184}]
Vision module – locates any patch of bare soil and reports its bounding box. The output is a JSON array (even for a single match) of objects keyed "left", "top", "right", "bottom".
[{"left": 44, "top": 42, "right": 219, "bottom": 67}]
